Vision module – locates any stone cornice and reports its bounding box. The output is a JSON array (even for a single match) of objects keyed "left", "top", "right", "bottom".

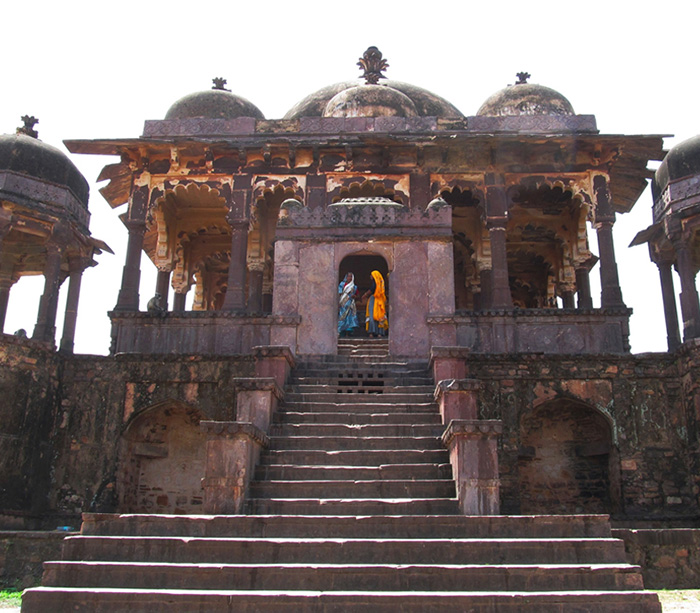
[
  {"left": 232, "top": 377, "right": 284, "bottom": 400},
  {"left": 442, "top": 419, "right": 503, "bottom": 447},
  {"left": 109, "top": 311, "right": 301, "bottom": 325},
  {"left": 434, "top": 378, "right": 481, "bottom": 402},
  {"left": 200, "top": 420, "right": 269, "bottom": 448}
]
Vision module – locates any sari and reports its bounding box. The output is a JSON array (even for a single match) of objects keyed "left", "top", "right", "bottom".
[
  {"left": 338, "top": 273, "right": 359, "bottom": 334},
  {"left": 365, "top": 270, "right": 388, "bottom": 335}
]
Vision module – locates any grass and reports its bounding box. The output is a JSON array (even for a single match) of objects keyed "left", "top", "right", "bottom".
[{"left": 0, "top": 589, "right": 22, "bottom": 608}]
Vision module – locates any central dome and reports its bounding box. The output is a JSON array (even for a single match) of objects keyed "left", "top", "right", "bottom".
[{"left": 284, "top": 47, "right": 463, "bottom": 120}]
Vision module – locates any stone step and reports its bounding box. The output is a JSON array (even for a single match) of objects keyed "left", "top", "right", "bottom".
[
  {"left": 22, "top": 587, "right": 662, "bottom": 613},
  {"left": 269, "top": 423, "right": 444, "bottom": 438},
  {"left": 249, "top": 479, "right": 456, "bottom": 499},
  {"left": 254, "top": 463, "right": 453, "bottom": 481},
  {"left": 43, "top": 560, "right": 645, "bottom": 592},
  {"left": 283, "top": 391, "right": 434, "bottom": 403},
  {"left": 280, "top": 401, "right": 437, "bottom": 413},
  {"left": 59, "top": 535, "right": 629, "bottom": 565},
  {"left": 81, "top": 514, "right": 615, "bottom": 539},
  {"left": 274, "top": 411, "right": 442, "bottom": 425},
  {"left": 259, "top": 449, "right": 450, "bottom": 466},
  {"left": 247, "top": 498, "right": 460, "bottom": 515},
  {"left": 267, "top": 435, "right": 444, "bottom": 451},
  {"left": 287, "top": 384, "right": 434, "bottom": 394}
]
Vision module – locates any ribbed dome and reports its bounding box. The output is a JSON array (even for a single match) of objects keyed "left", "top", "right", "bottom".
[
  {"left": 324, "top": 84, "right": 418, "bottom": 118},
  {"left": 477, "top": 80, "right": 575, "bottom": 117},
  {"left": 654, "top": 135, "right": 700, "bottom": 196},
  {"left": 285, "top": 80, "right": 462, "bottom": 120},
  {"left": 165, "top": 88, "right": 265, "bottom": 120},
  {"left": 0, "top": 133, "right": 89, "bottom": 206}
]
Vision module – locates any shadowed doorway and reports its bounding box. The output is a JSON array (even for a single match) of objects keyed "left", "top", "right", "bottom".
[{"left": 339, "top": 254, "right": 389, "bottom": 337}]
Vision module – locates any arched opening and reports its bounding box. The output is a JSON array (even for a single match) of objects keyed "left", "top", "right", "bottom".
[
  {"left": 518, "top": 398, "right": 619, "bottom": 514},
  {"left": 339, "top": 254, "right": 389, "bottom": 337},
  {"left": 117, "top": 402, "right": 206, "bottom": 514}
]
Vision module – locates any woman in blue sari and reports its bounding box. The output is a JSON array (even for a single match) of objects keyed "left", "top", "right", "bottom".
[{"left": 338, "top": 272, "right": 359, "bottom": 337}]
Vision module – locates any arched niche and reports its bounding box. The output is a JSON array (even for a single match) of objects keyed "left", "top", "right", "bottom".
[
  {"left": 338, "top": 253, "right": 389, "bottom": 337},
  {"left": 117, "top": 401, "right": 206, "bottom": 514},
  {"left": 517, "top": 397, "right": 621, "bottom": 515}
]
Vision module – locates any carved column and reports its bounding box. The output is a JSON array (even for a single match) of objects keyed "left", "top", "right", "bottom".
[
  {"left": 115, "top": 219, "right": 147, "bottom": 311},
  {"left": 0, "top": 277, "right": 13, "bottom": 333},
  {"left": 486, "top": 218, "right": 512, "bottom": 308},
  {"left": 173, "top": 291, "right": 187, "bottom": 312},
  {"left": 560, "top": 285, "right": 576, "bottom": 309},
  {"left": 155, "top": 268, "right": 170, "bottom": 311},
  {"left": 59, "top": 255, "right": 88, "bottom": 353},
  {"left": 575, "top": 266, "right": 593, "bottom": 309},
  {"left": 33, "top": 244, "right": 64, "bottom": 342},
  {"left": 592, "top": 175, "right": 625, "bottom": 308},
  {"left": 674, "top": 239, "right": 700, "bottom": 341},
  {"left": 655, "top": 257, "right": 682, "bottom": 351},
  {"left": 247, "top": 261, "right": 264, "bottom": 313},
  {"left": 222, "top": 215, "right": 248, "bottom": 311},
  {"left": 478, "top": 267, "right": 492, "bottom": 310}
]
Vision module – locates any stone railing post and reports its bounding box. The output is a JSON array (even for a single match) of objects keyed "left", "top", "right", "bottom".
[
  {"left": 434, "top": 378, "right": 480, "bottom": 423},
  {"left": 200, "top": 421, "right": 269, "bottom": 514},
  {"left": 429, "top": 347, "right": 467, "bottom": 383},
  {"left": 232, "top": 377, "right": 284, "bottom": 432},
  {"left": 253, "top": 346, "right": 296, "bottom": 389},
  {"left": 442, "top": 420, "right": 502, "bottom": 515}
]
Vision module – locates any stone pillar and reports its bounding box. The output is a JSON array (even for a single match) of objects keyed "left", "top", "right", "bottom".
[
  {"left": 593, "top": 175, "right": 625, "bottom": 308},
  {"left": 434, "top": 378, "right": 480, "bottom": 423},
  {"left": 479, "top": 267, "right": 492, "bottom": 310},
  {"left": 115, "top": 219, "right": 147, "bottom": 311},
  {"left": 33, "top": 244, "right": 63, "bottom": 342},
  {"left": 430, "top": 347, "right": 467, "bottom": 382},
  {"left": 253, "top": 346, "right": 296, "bottom": 389},
  {"left": 247, "top": 261, "right": 264, "bottom": 313},
  {"left": 575, "top": 266, "right": 593, "bottom": 309},
  {"left": 486, "top": 218, "right": 512, "bottom": 309},
  {"left": 59, "top": 256, "right": 87, "bottom": 353},
  {"left": 173, "top": 291, "right": 187, "bottom": 312},
  {"left": 674, "top": 240, "right": 700, "bottom": 341},
  {"left": 222, "top": 216, "right": 248, "bottom": 311},
  {"left": 200, "top": 421, "right": 269, "bottom": 514},
  {"left": 0, "top": 278, "right": 12, "bottom": 333},
  {"left": 442, "top": 420, "right": 502, "bottom": 515},
  {"left": 155, "top": 269, "right": 170, "bottom": 311},
  {"left": 656, "top": 258, "right": 682, "bottom": 351},
  {"left": 561, "top": 285, "right": 576, "bottom": 309},
  {"left": 233, "top": 377, "right": 284, "bottom": 432}
]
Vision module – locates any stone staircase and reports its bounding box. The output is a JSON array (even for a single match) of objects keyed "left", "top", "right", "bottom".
[{"left": 21, "top": 338, "right": 661, "bottom": 611}]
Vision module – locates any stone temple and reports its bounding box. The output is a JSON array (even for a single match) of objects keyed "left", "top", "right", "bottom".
[{"left": 2, "top": 48, "right": 700, "bottom": 610}]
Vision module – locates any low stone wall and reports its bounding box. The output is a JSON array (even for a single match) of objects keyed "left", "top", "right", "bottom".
[
  {"left": 0, "top": 531, "right": 73, "bottom": 589},
  {"left": 613, "top": 528, "right": 700, "bottom": 589}
]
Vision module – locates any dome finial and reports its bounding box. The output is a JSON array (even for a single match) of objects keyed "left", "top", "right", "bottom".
[
  {"left": 515, "top": 72, "right": 531, "bottom": 85},
  {"left": 357, "top": 47, "right": 389, "bottom": 85},
  {"left": 212, "top": 77, "right": 230, "bottom": 92},
  {"left": 17, "top": 115, "right": 39, "bottom": 138}
]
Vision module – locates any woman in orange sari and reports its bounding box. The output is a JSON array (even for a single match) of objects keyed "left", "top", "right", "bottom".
[{"left": 363, "top": 270, "right": 388, "bottom": 337}]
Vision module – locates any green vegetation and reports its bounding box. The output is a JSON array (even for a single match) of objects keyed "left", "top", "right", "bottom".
[{"left": 0, "top": 589, "right": 22, "bottom": 607}]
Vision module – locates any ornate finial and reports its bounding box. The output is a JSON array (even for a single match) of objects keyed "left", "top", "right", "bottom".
[
  {"left": 212, "top": 77, "right": 230, "bottom": 91},
  {"left": 515, "top": 72, "right": 531, "bottom": 85},
  {"left": 357, "top": 46, "right": 389, "bottom": 85},
  {"left": 16, "top": 115, "right": 39, "bottom": 138}
]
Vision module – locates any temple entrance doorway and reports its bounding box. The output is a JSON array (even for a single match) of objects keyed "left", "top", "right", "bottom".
[{"left": 339, "top": 254, "right": 389, "bottom": 338}]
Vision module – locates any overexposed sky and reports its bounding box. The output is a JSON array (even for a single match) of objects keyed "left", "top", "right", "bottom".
[{"left": 2, "top": 0, "right": 698, "bottom": 354}]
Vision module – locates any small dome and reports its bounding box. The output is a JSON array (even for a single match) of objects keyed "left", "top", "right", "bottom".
[
  {"left": 477, "top": 75, "right": 575, "bottom": 116},
  {"left": 324, "top": 84, "right": 418, "bottom": 118},
  {"left": 165, "top": 87, "right": 264, "bottom": 120},
  {"left": 654, "top": 135, "right": 700, "bottom": 196},
  {"left": 0, "top": 131, "right": 89, "bottom": 206}
]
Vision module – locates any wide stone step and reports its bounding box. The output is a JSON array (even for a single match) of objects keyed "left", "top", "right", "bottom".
[
  {"left": 281, "top": 401, "right": 437, "bottom": 413},
  {"left": 82, "top": 514, "right": 615, "bottom": 539},
  {"left": 249, "top": 479, "right": 456, "bottom": 499},
  {"left": 43, "top": 560, "right": 645, "bottom": 591},
  {"left": 269, "top": 423, "right": 444, "bottom": 438},
  {"left": 260, "top": 449, "right": 449, "bottom": 466},
  {"left": 274, "top": 411, "right": 442, "bottom": 425},
  {"left": 287, "top": 384, "right": 434, "bottom": 395},
  {"left": 247, "top": 498, "right": 460, "bottom": 516},
  {"left": 254, "top": 463, "right": 453, "bottom": 481},
  {"left": 22, "top": 587, "right": 662, "bottom": 613},
  {"left": 283, "top": 392, "right": 434, "bottom": 403},
  {"left": 59, "top": 535, "right": 628, "bottom": 565},
  {"left": 267, "top": 435, "right": 443, "bottom": 451}
]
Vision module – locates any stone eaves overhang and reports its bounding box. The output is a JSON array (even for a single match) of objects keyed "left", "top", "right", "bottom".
[{"left": 65, "top": 115, "right": 667, "bottom": 215}]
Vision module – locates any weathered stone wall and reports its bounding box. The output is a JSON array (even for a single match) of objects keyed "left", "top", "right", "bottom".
[
  {"left": 0, "top": 337, "right": 60, "bottom": 529},
  {"left": 46, "top": 353, "right": 255, "bottom": 526},
  {"left": 0, "top": 530, "right": 72, "bottom": 589},
  {"left": 455, "top": 349, "right": 697, "bottom": 519}
]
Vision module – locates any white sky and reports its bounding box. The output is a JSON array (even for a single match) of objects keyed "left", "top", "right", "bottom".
[{"left": 2, "top": 0, "right": 699, "bottom": 355}]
